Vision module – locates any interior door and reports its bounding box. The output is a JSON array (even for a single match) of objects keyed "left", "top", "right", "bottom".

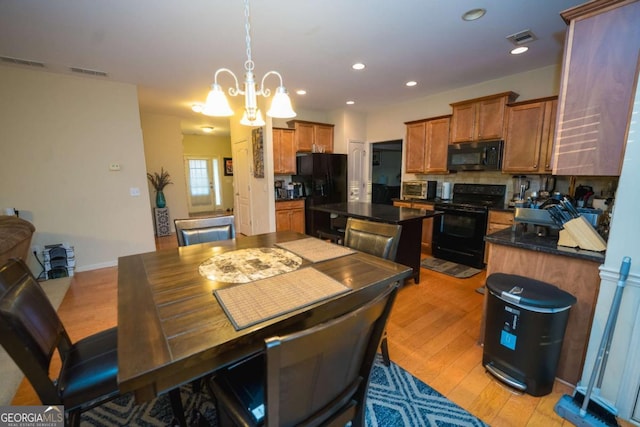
[
  {"left": 348, "top": 140, "right": 366, "bottom": 201},
  {"left": 233, "top": 139, "right": 252, "bottom": 235},
  {"left": 184, "top": 157, "right": 217, "bottom": 213}
]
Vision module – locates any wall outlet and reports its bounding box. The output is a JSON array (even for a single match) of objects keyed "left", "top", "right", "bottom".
[
  {"left": 31, "top": 245, "right": 41, "bottom": 255},
  {"left": 109, "top": 163, "right": 121, "bottom": 171}
]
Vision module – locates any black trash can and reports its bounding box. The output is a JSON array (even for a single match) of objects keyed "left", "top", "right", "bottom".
[{"left": 483, "top": 273, "right": 577, "bottom": 396}]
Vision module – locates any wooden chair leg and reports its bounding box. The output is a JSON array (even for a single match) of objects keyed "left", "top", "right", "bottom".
[{"left": 169, "top": 388, "right": 187, "bottom": 427}]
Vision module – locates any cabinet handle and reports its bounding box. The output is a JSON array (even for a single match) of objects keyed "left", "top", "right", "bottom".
[{"left": 533, "top": 164, "right": 538, "bottom": 168}]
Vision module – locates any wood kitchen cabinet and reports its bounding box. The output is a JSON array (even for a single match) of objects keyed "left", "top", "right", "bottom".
[
  {"left": 392, "top": 200, "right": 412, "bottom": 208},
  {"left": 275, "top": 199, "right": 305, "bottom": 233},
  {"left": 553, "top": 0, "right": 640, "bottom": 176},
  {"left": 450, "top": 92, "right": 519, "bottom": 143},
  {"left": 404, "top": 115, "right": 450, "bottom": 174},
  {"left": 287, "top": 120, "right": 334, "bottom": 153},
  {"left": 393, "top": 200, "right": 435, "bottom": 254},
  {"left": 412, "top": 201, "right": 435, "bottom": 255},
  {"left": 503, "top": 97, "right": 557, "bottom": 174},
  {"left": 273, "top": 127, "right": 296, "bottom": 174},
  {"left": 484, "top": 209, "right": 514, "bottom": 263}
]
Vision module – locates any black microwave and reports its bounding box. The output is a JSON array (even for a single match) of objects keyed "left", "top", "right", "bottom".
[{"left": 447, "top": 140, "right": 503, "bottom": 171}]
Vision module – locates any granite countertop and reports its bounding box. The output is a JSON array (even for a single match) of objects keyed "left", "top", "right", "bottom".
[
  {"left": 485, "top": 227, "right": 605, "bottom": 263},
  {"left": 311, "top": 201, "right": 440, "bottom": 224}
]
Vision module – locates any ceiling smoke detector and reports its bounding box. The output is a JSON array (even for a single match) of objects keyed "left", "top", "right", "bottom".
[{"left": 506, "top": 29, "right": 537, "bottom": 46}]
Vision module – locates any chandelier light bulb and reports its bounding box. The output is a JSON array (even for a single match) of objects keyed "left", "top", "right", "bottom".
[
  {"left": 240, "top": 109, "right": 265, "bottom": 127},
  {"left": 202, "top": 84, "right": 233, "bottom": 117},
  {"left": 268, "top": 87, "right": 296, "bottom": 118}
]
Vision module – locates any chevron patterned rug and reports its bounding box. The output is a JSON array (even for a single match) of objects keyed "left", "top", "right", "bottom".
[{"left": 81, "top": 356, "right": 486, "bottom": 426}]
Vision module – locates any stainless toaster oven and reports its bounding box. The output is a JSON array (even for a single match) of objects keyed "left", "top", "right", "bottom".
[{"left": 402, "top": 180, "right": 436, "bottom": 200}]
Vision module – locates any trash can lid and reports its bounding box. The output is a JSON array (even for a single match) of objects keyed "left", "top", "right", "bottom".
[{"left": 486, "top": 273, "right": 577, "bottom": 309}]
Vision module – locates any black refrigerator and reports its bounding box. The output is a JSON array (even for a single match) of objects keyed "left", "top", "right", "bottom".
[{"left": 292, "top": 153, "right": 347, "bottom": 237}]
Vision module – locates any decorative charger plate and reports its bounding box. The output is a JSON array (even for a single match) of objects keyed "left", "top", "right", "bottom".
[{"left": 199, "top": 247, "right": 302, "bottom": 283}]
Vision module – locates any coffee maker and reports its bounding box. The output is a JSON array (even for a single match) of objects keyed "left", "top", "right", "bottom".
[{"left": 274, "top": 179, "right": 286, "bottom": 199}]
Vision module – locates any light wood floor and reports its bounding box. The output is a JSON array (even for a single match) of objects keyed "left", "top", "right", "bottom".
[{"left": 10, "top": 234, "right": 628, "bottom": 426}]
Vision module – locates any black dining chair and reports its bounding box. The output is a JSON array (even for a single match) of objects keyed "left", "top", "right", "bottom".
[
  {"left": 343, "top": 217, "right": 402, "bottom": 366},
  {"left": 0, "top": 258, "right": 121, "bottom": 427},
  {"left": 209, "top": 282, "right": 399, "bottom": 427},
  {"left": 174, "top": 215, "right": 235, "bottom": 247}
]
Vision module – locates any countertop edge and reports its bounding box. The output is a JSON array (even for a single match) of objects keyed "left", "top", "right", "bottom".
[{"left": 485, "top": 228, "right": 605, "bottom": 263}]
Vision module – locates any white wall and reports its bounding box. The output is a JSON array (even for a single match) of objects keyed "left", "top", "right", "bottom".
[
  {"left": 140, "top": 113, "right": 189, "bottom": 225},
  {"left": 0, "top": 65, "right": 155, "bottom": 272}
]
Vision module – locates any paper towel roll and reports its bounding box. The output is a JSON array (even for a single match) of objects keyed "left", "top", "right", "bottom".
[
  {"left": 2, "top": 207, "right": 16, "bottom": 216},
  {"left": 442, "top": 182, "right": 452, "bottom": 200}
]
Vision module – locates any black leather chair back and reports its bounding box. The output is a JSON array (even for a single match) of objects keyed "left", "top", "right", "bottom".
[
  {"left": 211, "top": 282, "right": 399, "bottom": 427},
  {"left": 174, "top": 214, "right": 235, "bottom": 246},
  {"left": 343, "top": 218, "right": 402, "bottom": 261},
  {"left": 0, "top": 259, "right": 72, "bottom": 404},
  {"left": 0, "top": 259, "right": 120, "bottom": 426}
]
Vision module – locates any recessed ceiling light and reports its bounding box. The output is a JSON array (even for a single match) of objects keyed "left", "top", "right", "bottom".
[
  {"left": 346, "top": 100, "right": 355, "bottom": 105},
  {"left": 462, "top": 8, "right": 486, "bottom": 21},
  {"left": 201, "top": 126, "right": 214, "bottom": 133},
  {"left": 406, "top": 81, "right": 417, "bottom": 87},
  {"left": 192, "top": 103, "right": 203, "bottom": 113},
  {"left": 510, "top": 46, "right": 529, "bottom": 55},
  {"left": 296, "top": 89, "right": 307, "bottom": 95},
  {"left": 352, "top": 63, "right": 366, "bottom": 70}
]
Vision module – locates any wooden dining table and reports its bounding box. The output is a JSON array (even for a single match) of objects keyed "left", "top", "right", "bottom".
[{"left": 117, "top": 230, "right": 412, "bottom": 407}]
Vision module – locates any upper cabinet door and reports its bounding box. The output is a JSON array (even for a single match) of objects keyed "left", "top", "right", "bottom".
[
  {"left": 287, "top": 120, "right": 335, "bottom": 153},
  {"left": 404, "top": 115, "right": 450, "bottom": 174},
  {"left": 293, "top": 122, "right": 314, "bottom": 152},
  {"left": 450, "top": 103, "right": 476, "bottom": 143},
  {"left": 553, "top": 0, "right": 640, "bottom": 176},
  {"left": 424, "top": 116, "right": 450, "bottom": 173},
  {"left": 476, "top": 97, "right": 508, "bottom": 141},
  {"left": 503, "top": 98, "right": 558, "bottom": 174},
  {"left": 314, "top": 124, "right": 334, "bottom": 153},
  {"left": 450, "top": 92, "right": 518, "bottom": 143},
  {"left": 405, "top": 121, "right": 426, "bottom": 173},
  {"left": 503, "top": 101, "right": 546, "bottom": 173}
]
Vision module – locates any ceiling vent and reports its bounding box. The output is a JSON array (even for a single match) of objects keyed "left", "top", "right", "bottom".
[
  {"left": 0, "top": 56, "right": 45, "bottom": 68},
  {"left": 70, "top": 67, "right": 108, "bottom": 77},
  {"left": 506, "top": 29, "right": 537, "bottom": 46}
]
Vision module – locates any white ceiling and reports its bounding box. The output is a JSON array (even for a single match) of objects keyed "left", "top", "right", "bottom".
[{"left": 0, "top": 0, "right": 584, "bottom": 137}]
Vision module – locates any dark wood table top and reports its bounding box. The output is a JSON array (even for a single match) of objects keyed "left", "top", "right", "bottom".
[
  {"left": 117, "top": 231, "right": 411, "bottom": 402},
  {"left": 311, "top": 201, "right": 440, "bottom": 224}
]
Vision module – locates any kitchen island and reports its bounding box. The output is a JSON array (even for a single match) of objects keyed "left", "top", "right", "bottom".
[
  {"left": 311, "top": 202, "right": 441, "bottom": 283},
  {"left": 482, "top": 227, "right": 605, "bottom": 385}
]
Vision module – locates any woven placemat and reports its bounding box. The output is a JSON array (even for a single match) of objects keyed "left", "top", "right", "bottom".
[
  {"left": 214, "top": 267, "right": 350, "bottom": 330},
  {"left": 275, "top": 237, "right": 356, "bottom": 263}
]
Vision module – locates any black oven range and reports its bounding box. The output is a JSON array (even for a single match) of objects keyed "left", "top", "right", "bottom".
[{"left": 432, "top": 183, "right": 506, "bottom": 269}]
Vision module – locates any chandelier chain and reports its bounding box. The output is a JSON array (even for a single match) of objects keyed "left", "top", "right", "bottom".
[{"left": 243, "top": 0, "right": 254, "bottom": 72}]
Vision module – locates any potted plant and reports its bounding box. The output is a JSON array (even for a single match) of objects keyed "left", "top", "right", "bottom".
[{"left": 147, "top": 167, "right": 173, "bottom": 208}]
